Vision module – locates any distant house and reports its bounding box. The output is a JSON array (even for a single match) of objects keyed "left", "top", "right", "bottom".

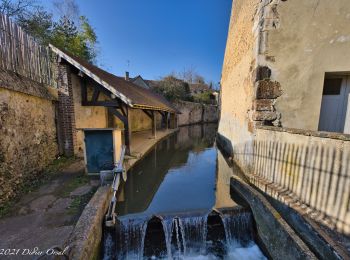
[
  {"left": 210, "top": 91, "right": 220, "bottom": 105},
  {"left": 130, "top": 75, "right": 151, "bottom": 89}
]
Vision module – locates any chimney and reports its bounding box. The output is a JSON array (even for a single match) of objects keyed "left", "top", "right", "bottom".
[{"left": 125, "top": 71, "right": 129, "bottom": 81}]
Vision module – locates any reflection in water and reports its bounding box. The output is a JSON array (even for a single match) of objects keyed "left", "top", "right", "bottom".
[
  {"left": 116, "top": 124, "right": 219, "bottom": 216},
  {"left": 104, "top": 124, "right": 267, "bottom": 259}
]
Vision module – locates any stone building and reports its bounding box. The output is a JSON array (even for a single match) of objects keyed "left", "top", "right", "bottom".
[
  {"left": 220, "top": 0, "right": 350, "bottom": 149},
  {"left": 218, "top": 0, "right": 350, "bottom": 236}
]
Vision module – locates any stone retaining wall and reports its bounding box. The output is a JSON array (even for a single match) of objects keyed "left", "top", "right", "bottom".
[
  {"left": 0, "top": 71, "right": 58, "bottom": 206},
  {"left": 65, "top": 186, "right": 112, "bottom": 260},
  {"left": 174, "top": 100, "right": 219, "bottom": 126},
  {"left": 230, "top": 177, "right": 317, "bottom": 260},
  {"left": 218, "top": 126, "right": 350, "bottom": 236}
]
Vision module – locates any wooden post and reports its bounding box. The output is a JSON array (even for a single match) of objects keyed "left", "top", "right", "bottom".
[
  {"left": 152, "top": 111, "right": 157, "bottom": 139},
  {"left": 169, "top": 113, "right": 175, "bottom": 129},
  {"left": 108, "top": 106, "right": 131, "bottom": 155},
  {"left": 166, "top": 112, "right": 169, "bottom": 130},
  {"left": 125, "top": 106, "right": 131, "bottom": 155}
]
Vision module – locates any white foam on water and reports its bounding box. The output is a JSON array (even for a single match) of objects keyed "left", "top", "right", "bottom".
[
  {"left": 147, "top": 242, "right": 266, "bottom": 260},
  {"left": 226, "top": 243, "right": 266, "bottom": 260}
]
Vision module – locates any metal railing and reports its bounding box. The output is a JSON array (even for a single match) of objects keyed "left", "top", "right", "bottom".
[{"left": 105, "top": 145, "right": 126, "bottom": 227}]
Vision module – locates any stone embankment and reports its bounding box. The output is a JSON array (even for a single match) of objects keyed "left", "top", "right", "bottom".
[{"left": 174, "top": 100, "right": 219, "bottom": 126}]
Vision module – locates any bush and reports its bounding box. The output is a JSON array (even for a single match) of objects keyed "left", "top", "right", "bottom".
[{"left": 153, "top": 76, "right": 192, "bottom": 102}]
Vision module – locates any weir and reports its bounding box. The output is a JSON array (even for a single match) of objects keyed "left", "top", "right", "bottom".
[
  {"left": 101, "top": 125, "right": 267, "bottom": 259},
  {"left": 102, "top": 208, "right": 262, "bottom": 259}
]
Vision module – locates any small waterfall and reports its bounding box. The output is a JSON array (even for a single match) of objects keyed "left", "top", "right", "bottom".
[
  {"left": 178, "top": 214, "right": 208, "bottom": 255},
  {"left": 116, "top": 217, "right": 149, "bottom": 259},
  {"left": 222, "top": 211, "right": 254, "bottom": 247},
  {"left": 102, "top": 229, "right": 115, "bottom": 260},
  {"left": 160, "top": 214, "right": 209, "bottom": 258},
  {"left": 161, "top": 216, "right": 174, "bottom": 259},
  {"left": 104, "top": 210, "right": 261, "bottom": 259},
  {"left": 172, "top": 217, "right": 185, "bottom": 256}
]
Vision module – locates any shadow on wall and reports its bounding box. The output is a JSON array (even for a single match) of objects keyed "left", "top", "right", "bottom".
[{"left": 218, "top": 131, "right": 350, "bottom": 236}]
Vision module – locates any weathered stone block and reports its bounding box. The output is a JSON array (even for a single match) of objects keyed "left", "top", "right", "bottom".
[
  {"left": 248, "top": 120, "right": 264, "bottom": 133},
  {"left": 252, "top": 66, "right": 271, "bottom": 82},
  {"left": 253, "top": 99, "right": 274, "bottom": 111},
  {"left": 255, "top": 80, "right": 282, "bottom": 99},
  {"left": 252, "top": 111, "right": 277, "bottom": 121}
]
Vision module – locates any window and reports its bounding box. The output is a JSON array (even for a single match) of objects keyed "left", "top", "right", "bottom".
[
  {"left": 322, "top": 78, "right": 342, "bottom": 95},
  {"left": 318, "top": 74, "right": 350, "bottom": 133}
]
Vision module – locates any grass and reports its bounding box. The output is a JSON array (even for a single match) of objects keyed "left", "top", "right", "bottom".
[
  {"left": 0, "top": 201, "right": 12, "bottom": 218},
  {"left": 0, "top": 156, "right": 77, "bottom": 218},
  {"left": 66, "top": 188, "right": 97, "bottom": 218},
  {"left": 59, "top": 174, "right": 90, "bottom": 197}
]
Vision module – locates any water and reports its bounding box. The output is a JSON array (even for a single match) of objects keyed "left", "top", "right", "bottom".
[{"left": 102, "top": 125, "right": 266, "bottom": 259}]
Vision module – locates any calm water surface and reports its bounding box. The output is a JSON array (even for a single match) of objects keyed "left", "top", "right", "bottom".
[{"left": 116, "top": 124, "right": 232, "bottom": 217}]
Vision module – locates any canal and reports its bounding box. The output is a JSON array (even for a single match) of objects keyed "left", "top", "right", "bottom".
[{"left": 102, "top": 124, "right": 266, "bottom": 259}]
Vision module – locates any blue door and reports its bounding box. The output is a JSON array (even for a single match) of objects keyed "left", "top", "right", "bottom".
[{"left": 84, "top": 130, "right": 114, "bottom": 173}]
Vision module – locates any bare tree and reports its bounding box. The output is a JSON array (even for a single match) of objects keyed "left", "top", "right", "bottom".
[
  {"left": 181, "top": 66, "right": 197, "bottom": 83},
  {"left": 53, "top": 0, "right": 79, "bottom": 22},
  {"left": 194, "top": 74, "right": 205, "bottom": 84},
  {"left": 0, "top": 0, "right": 36, "bottom": 18}
]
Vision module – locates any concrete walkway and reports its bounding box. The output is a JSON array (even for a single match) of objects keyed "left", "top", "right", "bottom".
[
  {"left": 0, "top": 160, "right": 100, "bottom": 259},
  {"left": 0, "top": 128, "right": 177, "bottom": 259}
]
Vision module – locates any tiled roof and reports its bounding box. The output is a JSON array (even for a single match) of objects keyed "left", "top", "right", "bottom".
[{"left": 50, "top": 45, "right": 179, "bottom": 113}]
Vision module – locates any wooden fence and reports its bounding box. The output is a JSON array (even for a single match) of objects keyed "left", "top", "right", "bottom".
[{"left": 0, "top": 13, "right": 56, "bottom": 87}]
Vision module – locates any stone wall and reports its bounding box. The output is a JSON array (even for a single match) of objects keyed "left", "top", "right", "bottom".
[
  {"left": 203, "top": 104, "right": 219, "bottom": 123},
  {"left": 227, "top": 126, "right": 350, "bottom": 236},
  {"left": 219, "top": 0, "right": 350, "bottom": 157},
  {"left": 174, "top": 100, "right": 219, "bottom": 126},
  {"left": 266, "top": 0, "right": 350, "bottom": 131},
  {"left": 218, "top": 0, "right": 258, "bottom": 157},
  {"left": 0, "top": 75, "right": 58, "bottom": 205}
]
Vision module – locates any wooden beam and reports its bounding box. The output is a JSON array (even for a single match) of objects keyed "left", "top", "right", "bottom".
[
  {"left": 166, "top": 112, "right": 169, "bottom": 130},
  {"left": 91, "top": 88, "right": 100, "bottom": 102},
  {"left": 108, "top": 107, "right": 127, "bottom": 124},
  {"left": 80, "top": 79, "right": 122, "bottom": 107},
  {"left": 125, "top": 106, "right": 131, "bottom": 155},
  {"left": 81, "top": 79, "right": 88, "bottom": 104},
  {"left": 158, "top": 111, "right": 166, "bottom": 117},
  {"left": 152, "top": 111, "right": 156, "bottom": 139},
  {"left": 142, "top": 109, "right": 153, "bottom": 119},
  {"left": 108, "top": 107, "right": 131, "bottom": 155},
  {"left": 120, "top": 104, "right": 127, "bottom": 117},
  {"left": 82, "top": 100, "right": 121, "bottom": 107},
  {"left": 50, "top": 44, "right": 133, "bottom": 106},
  {"left": 169, "top": 113, "right": 177, "bottom": 129}
]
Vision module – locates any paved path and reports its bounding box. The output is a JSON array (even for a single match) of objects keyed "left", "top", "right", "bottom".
[{"left": 0, "top": 161, "right": 99, "bottom": 259}]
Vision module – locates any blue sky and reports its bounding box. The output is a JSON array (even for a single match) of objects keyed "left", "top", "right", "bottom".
[{"left": 40, "top": 0, "right": 232, "bottom": 84}]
